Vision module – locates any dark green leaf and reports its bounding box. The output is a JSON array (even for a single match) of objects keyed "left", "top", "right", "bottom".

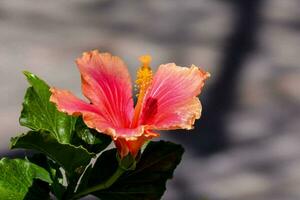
[
  {"left": 24, "top": 179, "right": 51, "bottom": 200},
  {"left": 0, "top": 158, "right": 52, "bottom": 200},
  {"left": 47, "top": 159, "right": 66, "bottom": 199},
  {"left": 10, "top": 131, "right": 95, "bottom": 175},
  {"left": 27, "top": 153, "right": 49, "bottom": 170},
  {"left": 20, "top": 71, "right": 77, "bottom": 143},
  {"left": 27, "top": 154, "right": 66, "bottom": 199},
  {"left": 74, "top": 117, "right": 111, "bottom": 153},
  {"left": 80, "top": 141, "right": 184, "bottom": 200},
  {"left": 80, "top": 149, "right": 118, "bottom": 192}
]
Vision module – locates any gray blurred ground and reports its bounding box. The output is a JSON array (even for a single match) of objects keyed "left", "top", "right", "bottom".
[{"left": 0, "top": 0, "right": 300, "bottom": 200}]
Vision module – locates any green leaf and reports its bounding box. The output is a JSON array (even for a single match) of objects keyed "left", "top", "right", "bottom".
[
  {"left": 73, "top": 117, "right": 111, "bottom": 153},
  {"left": 27, "top": 154, "right": 65, "bottom": 199},
  {"left": 24, "top": 179, "right": 51, "bottom": 200},
  {"left": 0, "top": 158, "right": 52, "bottom": 200},
  {"left": 47, "top": 160, "right": 66, "bottom": 199},
  {"left": 76, "top": 149, "right": 118, "bottom": 194},
  {"left": 20, "top": 71, "right": 77, "bottom": 143},
  {"left": 10, "top": 131, "right": 95, "bottom": 175},
  {"left": 80, "top": 141, "right": 184, "bottom": 200}
]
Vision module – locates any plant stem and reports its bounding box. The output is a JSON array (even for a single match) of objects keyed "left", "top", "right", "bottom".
[{"left": 71, "top": 166, "right": 126, "bottom": 199}]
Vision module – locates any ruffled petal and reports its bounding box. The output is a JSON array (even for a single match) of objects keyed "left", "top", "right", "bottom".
[
  {"left": 50, "top": 88, "right": 146, "bottom": 141},
  {"left": 114, "top": 130, "right": 160, "bottom": 158},
  {"left": 139, "top": 63, "right": 210, "bottom": 130},
  {"left": 50, "top": 88, "right": 100, "bottom": 115},
  {"left": 50, "top": 88, "right": 113, "bottom": 134},
  {"left": 83, "top": 113, "right": 145, "bottom": 140},
  {"left": 76, "top": 50, "right": 134, "bottom": 129}
]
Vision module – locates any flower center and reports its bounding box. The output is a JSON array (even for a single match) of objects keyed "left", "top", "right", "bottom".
[{"left": 131, "top": 55, "right": 153, "bottom": 128}]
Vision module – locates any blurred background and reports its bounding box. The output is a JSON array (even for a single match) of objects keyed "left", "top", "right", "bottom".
[{"left": 1, "top": 0, "right": 300, "bottom": 199}]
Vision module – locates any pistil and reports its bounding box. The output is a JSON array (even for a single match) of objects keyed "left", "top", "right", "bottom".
[{"left": 131, "top": 55, "right": 153, "bottom": 128}]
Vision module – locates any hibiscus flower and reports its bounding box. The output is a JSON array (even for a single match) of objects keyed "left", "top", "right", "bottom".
[{"left": 50, "top": 50, "right": 210, "bottom": 158}]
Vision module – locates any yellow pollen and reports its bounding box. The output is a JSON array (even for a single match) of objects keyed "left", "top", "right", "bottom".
[
  {"left": 135, "top": 55, "right": 153, "bottom": 95},
  {"left": 131, "top": 55, "right": 153, "bottom": 128}
]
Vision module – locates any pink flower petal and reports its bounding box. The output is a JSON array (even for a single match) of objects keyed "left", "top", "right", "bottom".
[
  {"left": 76, "top": 50, "right": 134, "bottom": 129},
  {"left": 50, "top": 87, "right": 146, "bottom": 141},
  {"left": 140, "top": 63, "right": 210, "bottom": 130},
  {"left": 50, "top": 88, "right": 113, "bottom": 135},
  {"left": 50, "top": 50, "right": 144, "bottom": 141},
  {"left": 50, "top": 88, "right": 100, "bottom": 115}
]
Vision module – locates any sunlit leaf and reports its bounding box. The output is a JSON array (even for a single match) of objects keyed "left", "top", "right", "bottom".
[
  {"left": 0, "top": 158, "right": 52, "bottom": 200},
  {"left": 11, "top": 131, "right": 94, "bottom": 175},
  {"left": 20, "top": 71, "right": 77, "bottom": 143}
]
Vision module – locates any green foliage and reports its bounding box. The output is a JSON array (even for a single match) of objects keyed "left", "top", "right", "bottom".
[
  {"left": 20, "top": 71, "right": 77, "bottom": 143},
  {"left": 0, "top": 158, "right": 52, "bottom": 200},
  {"left": 27, "top": 154, "right": 66, "bottom": 199},
  {"left": 10, "top": 131, "right": 94, "bottom": 175},
  {"left": 24, "top": 179, "right": 51, "bottom": 200},
  {"left": 74, "top": 117, "right": 112, "bottom": 153},
  {"left": 78, "top": 141, "right": 184, "bottom": 200},
  {"left": 0, "top": 71, "right": 185, "bottom": 200}
]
